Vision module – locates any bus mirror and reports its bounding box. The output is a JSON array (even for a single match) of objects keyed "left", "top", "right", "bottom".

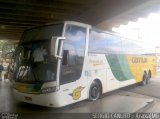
[{"left": 51, "top": 37, "right": 65, "bottom": 59}]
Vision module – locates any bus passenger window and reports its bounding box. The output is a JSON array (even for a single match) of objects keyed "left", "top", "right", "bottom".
[{"left": 62, "top": 50, "right": 69, "bottom": 65}]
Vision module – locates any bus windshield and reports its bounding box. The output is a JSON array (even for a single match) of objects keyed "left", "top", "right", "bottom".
[
  {"left": 13, "top": 24, "right": 63, "bottom": 83},
  {"left": 21, "top": 24, "right": 63, "bottom": 42}
]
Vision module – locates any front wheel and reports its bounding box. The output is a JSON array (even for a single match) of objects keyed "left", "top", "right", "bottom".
[{"left": 89, "top": 81, "right": 101, "bottom": 101}]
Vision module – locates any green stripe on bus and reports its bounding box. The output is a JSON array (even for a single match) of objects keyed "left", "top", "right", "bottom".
[{"left": 106, "top": 54, "right": 133, "bottom": 81}]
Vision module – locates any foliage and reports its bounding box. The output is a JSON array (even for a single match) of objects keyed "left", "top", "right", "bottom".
[{"left": 0, "top": 40, "right": 8, "bottom": 51}]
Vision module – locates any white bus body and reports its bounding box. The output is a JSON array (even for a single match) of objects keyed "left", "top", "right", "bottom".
[{"left": 12, "top": 21, "right": 156, "bottom": 107}]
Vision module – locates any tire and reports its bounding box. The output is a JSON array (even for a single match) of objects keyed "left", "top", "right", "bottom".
[
  {"left": 148, "top": 70, "right": 151, "bottom": 79},
  {"left": 89, "top": 81, "right": 101, "bottom": 101},
  {"left": 142, "top": 71, "right": 148, "bottom": 85},
  {"left": 146, "top": 70, "right": 151, "bottom": 84}
]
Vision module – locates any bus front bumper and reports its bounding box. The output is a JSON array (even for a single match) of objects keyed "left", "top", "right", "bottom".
[{"left": 13, "top": 89, "right": 65, "bottom": 108}]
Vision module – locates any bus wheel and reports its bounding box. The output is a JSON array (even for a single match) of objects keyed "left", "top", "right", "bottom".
[
  {"left": 142, "top": 71, "right": 148, "bottom": 85},
  {"left": 148, "top": 70, "right": 152, "bottom": 79},
  {"left": 89, "top": 81, "right": 101, "bottom": 101}
]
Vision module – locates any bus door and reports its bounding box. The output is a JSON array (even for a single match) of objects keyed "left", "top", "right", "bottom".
[{"left": 59, "top": 24, "right": 87, "bottom": 102}]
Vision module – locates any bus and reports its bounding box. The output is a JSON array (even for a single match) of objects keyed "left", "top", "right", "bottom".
[{"left": 11, "top": 21, "right": 156, "bottom": 107}]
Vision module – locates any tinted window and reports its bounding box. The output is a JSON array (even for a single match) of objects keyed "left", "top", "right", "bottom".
[
  {"left": 89, "top": 30, "right": 107, "bottom": 53},
  {"left": 122, "top": 38, "right": 141, "bottom": 54},
  {"left": 21, "top": 24, "right": 63, "bottom": 42},
  {"left": 89, "top": 29, "right": 155, "bottom": 55},
  {"left": 107, "top": 34, "right": 122, "bottom": 54},
  {"left": 60, "top": 25, "right": 86, "bottom": 85},
  {"left": 63, "top": 25, "right": 86, "bottom": 65},
  {"left": 122, "top": 38, "right": 155, "bottom": 55},
  {"left": 89, "top": 29, "right": 122, "bottom": 54}
]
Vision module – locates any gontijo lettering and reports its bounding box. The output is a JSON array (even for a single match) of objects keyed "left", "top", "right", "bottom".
[{"left": 132, "top": 57, "right": 147, "bottom": 63}]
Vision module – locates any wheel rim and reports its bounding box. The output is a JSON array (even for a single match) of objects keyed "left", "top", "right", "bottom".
[{"left": 91, "top": 86, "right": 99, "bottom": 99}]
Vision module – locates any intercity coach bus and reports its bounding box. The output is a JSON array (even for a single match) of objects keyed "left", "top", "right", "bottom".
[{"left": 11, "top": 21, "right": 156, "bottom": 107}]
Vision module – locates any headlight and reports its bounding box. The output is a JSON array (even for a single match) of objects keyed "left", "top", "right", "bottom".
[{"left": 41, "top": 86, "right": 56, "bottom": 94}]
